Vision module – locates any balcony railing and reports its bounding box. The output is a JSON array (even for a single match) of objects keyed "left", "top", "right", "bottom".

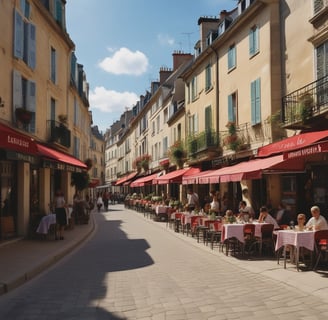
[
  {"left": 47, "top": 120, "right": 71, "bottom": 148},
  {"left": 282, "top": 75, "right": 328, "bottom": 127},
  {"left": 187, "top": 130, "right": 219, "bottom": 156}
]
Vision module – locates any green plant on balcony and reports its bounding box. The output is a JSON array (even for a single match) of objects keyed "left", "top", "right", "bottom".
[
  {"left": 168, "top": 140, "right": 187, "bottom": 169},
  {"left": 224, "top": 122, "right": 241, "bottom": 151},
  {"left": 133, "top": 154, "right": 151, "bottom": 172},
  {"left": 58, "top": 114, "right": 68, "bottom": 124},
  {"left": 299, "top": 92, "right": 313, "bottom": 123}
]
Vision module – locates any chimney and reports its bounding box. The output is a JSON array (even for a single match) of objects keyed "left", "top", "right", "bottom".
[
  {"left": 159, "top": 68, "right": 172, "bottom": 85},
  {"left": 172, "top": 51, "right": 193, "bottom": 71}
]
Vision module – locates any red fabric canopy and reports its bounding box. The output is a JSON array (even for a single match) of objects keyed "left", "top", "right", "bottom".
[
  {"left": 115, "top": 172, "right": 138, "bottom": 186},
  {"left": 257, "top": 130, "right": 328, "bottom": 157},
  {"left": 0, "top": 122, "right": 38, "bottom": 155},
  {"left": 198, "top": 155, "right": 305, "bottom": 184},
  {"left": 182, "top": 169, "right": 216, "bottom": 185},
  {"left": 130, "top": 172, "right": 161, "bottom": 187},
  {"left": 37, "top": 144, "right": 87, "bottom": 168},
  {"left": 154, "top": 167, "right": 200, "bottom": 185}
]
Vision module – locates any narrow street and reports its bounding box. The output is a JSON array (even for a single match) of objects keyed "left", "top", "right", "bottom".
[{"left": 0, "top": 205, "right": 327, "bottom": 320}]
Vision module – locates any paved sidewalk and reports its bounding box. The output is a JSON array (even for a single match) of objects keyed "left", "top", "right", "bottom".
[
  {"left": 1, "top": 205, "right": 328, "bottom": 303},
  {"left": 0, "top": 212, "right": 95, "bottom": 295}
]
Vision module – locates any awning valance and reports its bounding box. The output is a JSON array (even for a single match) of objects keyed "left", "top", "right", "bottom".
[
  {"left": 154, "top": 167, "right": 200, "bottom": 185},
  {"left": 257, "top": 130, "right": 328, "bottom": 157},
  {"left": 182, "top": 169, "right": 216, "bottom": 185},
  {"left": 0, "top": 122, "right": 37, "bottom": 155},
  {"left": 36, "top": 144, "right": 87, "bottom": 169}
]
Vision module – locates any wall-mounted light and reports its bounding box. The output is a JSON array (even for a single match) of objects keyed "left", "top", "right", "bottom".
[{"left": 0, "top": 97, "right": 4, "bottom": 108}]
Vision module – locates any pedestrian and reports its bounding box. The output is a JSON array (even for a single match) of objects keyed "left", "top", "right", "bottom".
[
  {"left": 53, "top": 190, "right": 67, "bottom": 240},
  {"left": 97, "top": 193, "right": 103, "bottom": 212},
  {"left": 186, "top": 187, "right": 199, "bottom": 212}
]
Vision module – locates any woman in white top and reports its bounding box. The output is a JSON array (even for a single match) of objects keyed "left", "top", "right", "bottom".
[
  {"left": 209, "top": 190, "right": 220, "bottom": 214},
  {"left": 53, "top": 190, "right": 67, "bottom": 240}
]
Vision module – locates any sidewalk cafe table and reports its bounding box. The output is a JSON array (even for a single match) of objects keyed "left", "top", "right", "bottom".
[{"left": 275, "top": 229, "right": 315, "bottom": 271}]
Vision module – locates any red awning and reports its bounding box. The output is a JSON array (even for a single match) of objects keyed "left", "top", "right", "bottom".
[
  {"left": 219, "top": 155, "right": 305, "bottom": 183},
  {"left": 182, "top": 170, "right": 216, "bottom": 185},
  {"left": 283, "top": 140, "right": 328, "bottom": 160},
  {"left": 154, "top": 167, "right": 200, "bottom": 185},
  {"left": 36, "top": 144, "right": 87, "bottom": 169},
  {"left": 257, "top": 130, "right": 328, "bottom": 157},
  {"left": 198, "top": 155, "right": 305, "bottom": 184},
  {"left": 130, "top": 172, "right": 163, "bottom": 187},
  {"left": 115, "top": 172, "right": 138, "bottom": 186},
  {"left": 0, "top": 122, "right": 38, "bottom": 155}
]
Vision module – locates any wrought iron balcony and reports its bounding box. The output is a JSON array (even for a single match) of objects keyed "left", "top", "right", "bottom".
[
  {"left": 187, "top": 130, "right": 219, "bottom": 157},
  {"left": 47, "top": 120, "right": 71, "bottom": 148},
  {"left": 282, "top": 75, "right": 328, "bottom": 129}
]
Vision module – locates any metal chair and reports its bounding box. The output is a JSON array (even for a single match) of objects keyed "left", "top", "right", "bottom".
[{"left": 313, "top": 230, "right": 328, "bottom": 270}]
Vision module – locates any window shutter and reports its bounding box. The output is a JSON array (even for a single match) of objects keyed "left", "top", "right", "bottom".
[
  {"left": 249, "top": 29, "right": 254, "bottom": 56},
  {"left": 27, "top": 23, "right": 36, "bottom": 69},
  {"left": 13, "top": 70, "right": 23, "bottom": 110},
  {"left": 251, "top": 78, "right": 261, "bottom": 125},
  {"left": 228, "top": 94, "right": 234, "bottom": 122},
  {"left": 26, "top": 80, "right": 36, "bottom": 112},
  {"left": 14, "top": 10, "right": 23, "bottom": 59},
  {"left": 55, "top": 0, "right": 62, "bottom": 24},
  {"left": 205, "top": 106, "right": 212, "bottom": 130}
]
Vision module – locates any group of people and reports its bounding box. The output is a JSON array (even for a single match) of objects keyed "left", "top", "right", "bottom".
[{"left": 185, "top": 187, "right": 328, "bottom": 231}]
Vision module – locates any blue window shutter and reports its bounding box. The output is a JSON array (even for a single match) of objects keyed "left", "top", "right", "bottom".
[
  {"left": 55, "top": 0, "right": 62, "bottom": 24},
  {"left": 14, "top": 10, "right": 23, "bottom": 59},
  {"left": 255, "top": 78, "right": 261, "bottom": 123},
  {"left": 13, "top": 70, "right": 23, "bottom": 110},
  {"left": 249, "top": 29, "right": 254, "bottom": 55},
  {"left": 71, "top": 53, "right": 77, "bottom": 84},
  {"left": 26, "top": 80, "right": 36, "bottom": 112},
  {"left": 228, "top": 94, "right": 234, "bottom": 122},
  {"left": 27, "top": 23, "right": 36, "bottom": 69}
]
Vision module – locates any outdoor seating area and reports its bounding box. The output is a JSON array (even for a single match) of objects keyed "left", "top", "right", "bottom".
[{"left": 125, "top": 200, "right": 328, "bottom": 272}]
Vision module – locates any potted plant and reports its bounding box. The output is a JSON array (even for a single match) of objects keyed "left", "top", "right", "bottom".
[
  {"left": 299, "top": 92, "right": 313, "bottom": 123},
  {"left": 224, "top": 122, "right": 241, "bottom": 151},
  {"left": 168, "top": 140, "right": 187, "bottom": 169},
  {"left": 58, "top": 114, "right": 68, "bottom": 124}
]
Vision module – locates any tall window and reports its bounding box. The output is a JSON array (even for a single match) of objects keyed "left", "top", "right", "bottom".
[
  {"left": 205, "top": 106, "right": 212, "bottom": 131},
  {"left": 228, "top": 44, "right": 236, "bottom": 70},
  {"left": 50, "top": 97, "right": 56, "bottom": 121},
  {"left": 14, "top": 9, "right": 36, "bottom": 69},
  {"left": 205, "top": 64, "right": 212, "bottom": 91},
  {"left": 249, "top": 25, "right": 259, "bottom": 56},
  {"left": 162, "top": 136, "right": 168, "bottom": 157},
  {"left": 191, "top": 76, "right": 197, "bottom": 101},
  {"left": 316, "top": 41, "right": 328, "bottom": 106},
  {"left": 228, "top": 92, "right": 237, "bottom": 123},
  {"left": 251, "top": 78, "right": 261, "bottom": 125},
  {"left": 189, "top": 114, "right": 198, "bottom": 135},
  {"left": 51, "top": 47, "right": 57, "bottom": 83}
]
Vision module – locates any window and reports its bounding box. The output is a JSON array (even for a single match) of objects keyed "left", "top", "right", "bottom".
[
  {"left": 163, "top": 136, "right": 168, "bottom": 157},
  {"left": 13, "top": 70, "right": 36, "bottom": 132},
  {"left": 20, "top": 0, "right": 31, "bottom": 19},
  {"left": 228, "top": 92, "right": 237, "bottom": 123},
  {"left": 251, "top": 78, "right": 261, "bottom": 125},
  {"left": 14, "top": 9, "right": 36, "bottom": 69},
  {"left": 205, "top": 106, "right": 212, "bottom": 130},
  {"left": 205, "top": 64, "right": 212, "bottom": 91},
  {"left": 50, "top": 97, "right": 56, "bottom": 121},
  {"left": 191, "top": 76, "right": 197, "bottom": 101},
  {"left": 316, "top": 41, "right": 328, "bottom": 106},
  {"left": 156, "top": 115, "right": 160, "bottom": 133},
  {"left": 228, "top": 44, "right": 236, "bottom": 70},
  {"left": 51, "top": 47, "right": 57, "bottom": 83},
  {"left": 249, "top": 25, "right": 259, "bottom": 56},
  {"left": 177, "top": 123, "right": 182, "bottom": 141},
  {"left": 189, "top": 114, "right": 198, "bottom": 136},
  {"left": 314, "top": 0, "right": 324, "bottom": 14},
  {"left": 73, "top": 136, "right": 80, "bottom": 158},
  {"left": 163, "top": 108, "right": 168, "bottom": 123}
]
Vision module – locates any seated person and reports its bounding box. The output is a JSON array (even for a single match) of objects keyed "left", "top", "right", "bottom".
[
  {"left": 275, "top": 202, "right": 291, "bottom": 226},
  {"left": 238, "top": 200, "right": 254, "bottom": 222},
  {"left": 305, "top": 206, "right": 328, "bottom": 231},
  {"left": 258, "top": 206, "right": 280, "bottom": 229},
  {"left": 224, "top": 209, "right": 236, "bottom": 223},
  {"left": 295, "top": 213, "right": 306, "bottom": 231}
]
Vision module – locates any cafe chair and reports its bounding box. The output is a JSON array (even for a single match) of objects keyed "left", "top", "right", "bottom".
[
  {"left": 249, "top": 223, "right": 275, "bottom": 256},
  {"left": 313, "top": 230, "right": 328, "bottom": 270},
  {"left": 243, "top": 223, "right": 256, "bottom": 255},
  {"left": 209, "top": 221, "right": 222, "bottom": 250}
]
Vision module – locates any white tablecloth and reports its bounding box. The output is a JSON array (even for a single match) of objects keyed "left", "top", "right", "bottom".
[
  {"left": 275, "top": 230, "right": 315, "bottom": 252},
  {"left": 36, "top": 214, "right": 56, "bottom": 234},
  {"left": 221, "top": 224, "right": 245, "bottom": 243},
  {"left": 155, "top": 206, "right": 169, "bottom": 214}
]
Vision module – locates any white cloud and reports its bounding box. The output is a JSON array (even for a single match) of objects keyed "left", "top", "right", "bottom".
[
  {"left": 98, "top": 47, "right": 149, "bottom": 76},
  {"left": 89, "top": 86, "right": 138, "bottom": 113},
  {"left": 157, "top": 33, "right": 175, "bottom": 46}
]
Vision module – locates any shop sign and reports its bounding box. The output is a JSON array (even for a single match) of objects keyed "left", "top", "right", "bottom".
[
  {"left": 283, "top": 141, "right": 328, "bottom": 160},
  {"left": 6, "top": 150, "right": 37, "bottom": 164}
]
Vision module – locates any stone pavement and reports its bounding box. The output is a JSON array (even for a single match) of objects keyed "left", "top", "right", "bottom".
[{"left": 0, "top": 204, "right": 328, "bottom": 303}]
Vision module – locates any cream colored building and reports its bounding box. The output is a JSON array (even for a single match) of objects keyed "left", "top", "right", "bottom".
[{"left": 0, "top": 0, "right": 95, "bottom": 238}]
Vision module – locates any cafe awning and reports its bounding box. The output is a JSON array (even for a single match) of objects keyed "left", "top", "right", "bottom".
[
  {"left": 154, "top": 167, "right": 200, "bottom": 185},
  {"left": 0, "top": 122, "right": 37, "bottom": 155},
  {"left": 198, "top": 155, "right": 305, "bottom": 184},
  {"left": 115, "top": 172, "right": 138, "bottom": 186},
  {"left": 257, "top": 130, "right": 328, "bottom": 157},
  {"left": 130, "top": 172, "right": 163, "bottom": 187},
  {"left": 36, "top": 144, "right": 87, "bottom": 169},
  {"left": 182, "top": 169, "right": 216, "bottom": 185}
]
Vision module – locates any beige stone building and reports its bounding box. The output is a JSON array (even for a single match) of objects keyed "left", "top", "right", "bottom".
[{"left": 0, "top": 0, "right": 98, "bottom": 238}]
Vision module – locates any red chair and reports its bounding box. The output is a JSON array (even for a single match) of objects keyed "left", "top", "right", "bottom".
[
  {"left": 243, "top": 223, "right": 255, "bottom": 255},
  {"left": 313, "top": 230, "right": 328, "bottom": 270}
]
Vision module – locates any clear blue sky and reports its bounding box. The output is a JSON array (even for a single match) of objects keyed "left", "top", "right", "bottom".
[{"left": 66, "top": 0, "right": 236, "bottom": 133}]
